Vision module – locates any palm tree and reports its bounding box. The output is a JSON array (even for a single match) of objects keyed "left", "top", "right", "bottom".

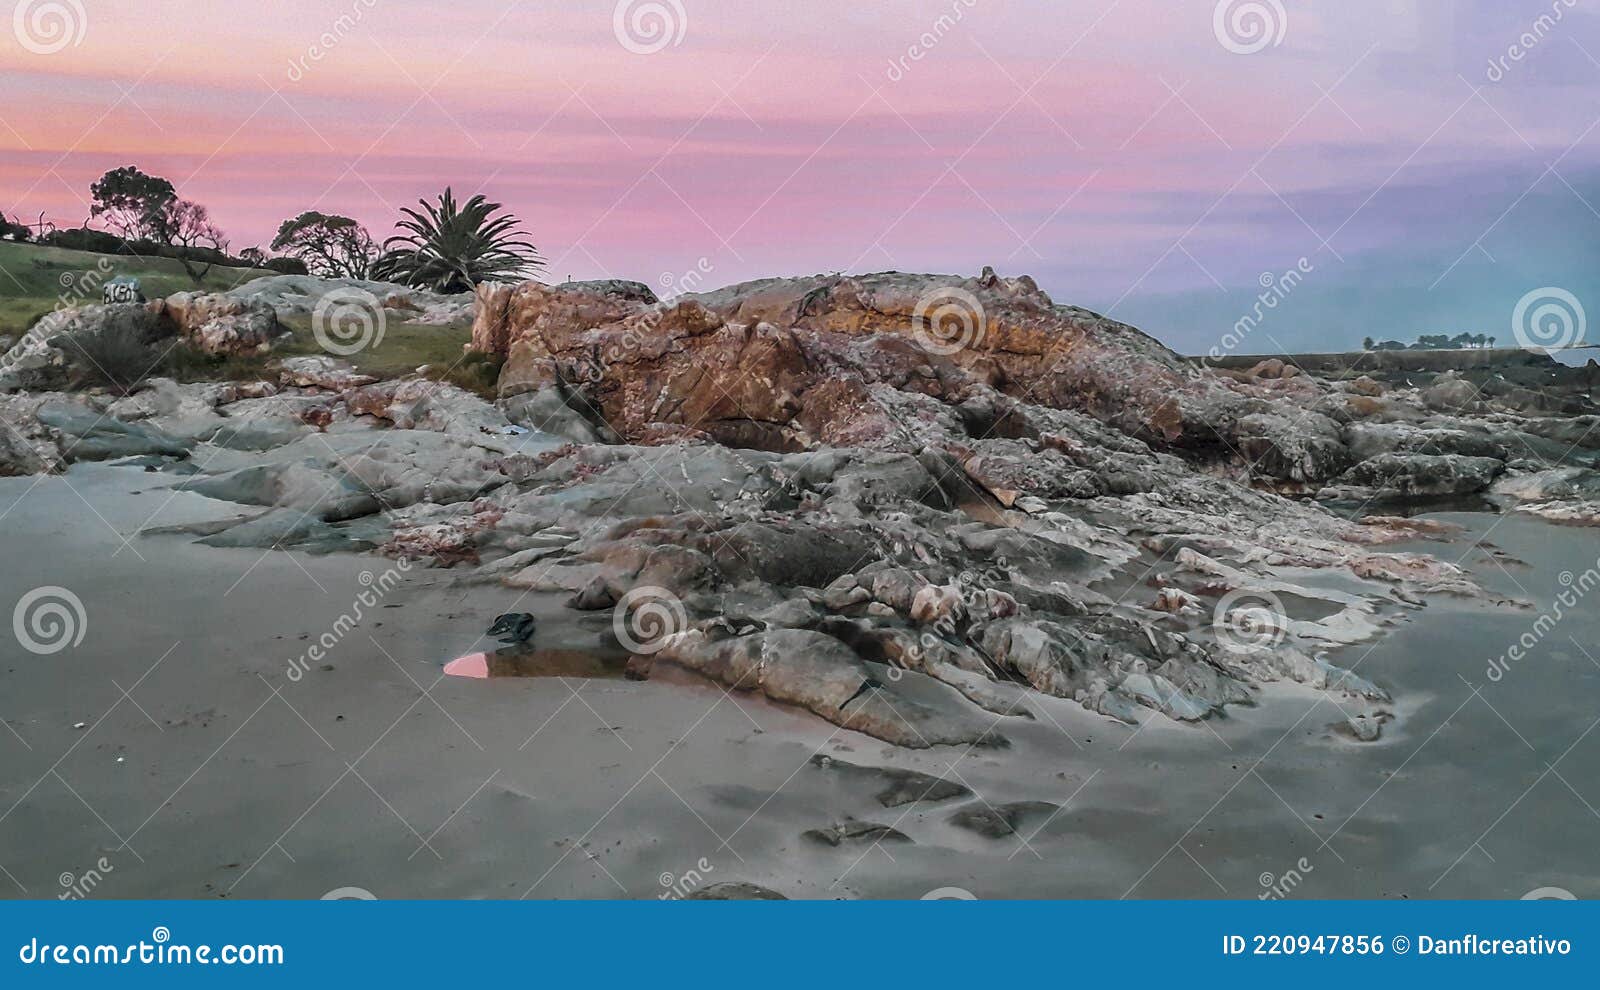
[{"left": 372, "top": 188, "right": 543, "bottom": 293}]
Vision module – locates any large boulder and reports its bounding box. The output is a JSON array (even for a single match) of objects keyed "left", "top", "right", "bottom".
[
  {"left": 653, "top": 629, "right": 1008, "bottom": 748},
  {"left": 467, "top": 270, "right": 1215, "bottom": 456},
  {"left": 222, "top": 274, "right": 472, "bottom": 326},
  {"left": 473, "top": 279, "right": 659, "bottom": 378},
  {"left": 0, "top": 394, "right": 68, "bottom": 474},
  {"left": 158, "top": 292, "right": 284, "bottom": 355},
  {"left": 1336, "top": 453, "right": 1505, "bottom": 498}
]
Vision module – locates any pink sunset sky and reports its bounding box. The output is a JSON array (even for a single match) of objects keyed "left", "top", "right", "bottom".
[{"left": 2, "top": 0, "right": 1597, "bottom": 352}]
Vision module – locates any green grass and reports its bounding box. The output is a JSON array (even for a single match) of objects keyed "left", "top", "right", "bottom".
[
  {"left": 273, "top": 313, "right": 493, "bottom": 394},
  {"left": 0, "top": 240, "right": 276, "bottom": 336},
  {"left": 1, "top": 240, "right": 491, "bottom": 395}
]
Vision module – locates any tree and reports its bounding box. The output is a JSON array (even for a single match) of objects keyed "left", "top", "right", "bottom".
[
  {"left": 371, "top": 188, "right": 543, "bottom": 294},
  {"left": 270, "top": 211, "right": 377, "bottom": 279},
  {"left": 1, "top": 213, "right": 30, "bottom": 241},
  {"left": 150, "top": 198, "right": 227, "bottom": 284},
  {"left": 88, "top": 166, "right": 176, "bottom": 243},
  {"left": 1362, "top": 336, "right": 1374, "bottom": 351}
]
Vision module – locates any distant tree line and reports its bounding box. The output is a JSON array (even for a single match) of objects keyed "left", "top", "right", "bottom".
[
  {"left": 1363, "top": 332, "right": 1498, "bottom": 352},
  {"left": 6, "top": 165, "right": 546, "bottom": 293}
]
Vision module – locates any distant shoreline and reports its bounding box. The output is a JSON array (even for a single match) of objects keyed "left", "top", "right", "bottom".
[{"left": 1191, "top": 347, "right": 1593, "bottom": 376}]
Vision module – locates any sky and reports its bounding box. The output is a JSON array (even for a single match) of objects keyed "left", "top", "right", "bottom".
[{"left": 1, "top": 0, "right": 1597, "bottom": 354}]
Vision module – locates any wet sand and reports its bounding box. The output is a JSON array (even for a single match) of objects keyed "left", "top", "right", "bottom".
[{"left": 1, "top": 465, "right": 1596, "bottom": 900}]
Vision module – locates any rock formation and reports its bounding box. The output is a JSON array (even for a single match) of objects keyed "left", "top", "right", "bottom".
[{"left": 4, "top": 269, "right": 1593, "bottom": 747}]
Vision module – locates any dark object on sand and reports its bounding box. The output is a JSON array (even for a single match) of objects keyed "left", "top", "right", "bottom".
[{"left": 487, "top": 612, "right": 537, "bottom": 645}]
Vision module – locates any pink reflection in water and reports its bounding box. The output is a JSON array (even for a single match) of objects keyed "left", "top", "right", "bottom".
[{"left": 443, "top": 652, "right": 490, "bottom": 679}]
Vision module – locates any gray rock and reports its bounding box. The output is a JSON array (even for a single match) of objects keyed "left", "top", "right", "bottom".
[
  {"left": 809, "top": 755, "right": 972, "bottom": 807},
  {"left": 1336, "top": 452, "right": 1504, "bottom": 498},
  {"left": 949, "top": 800, "right": 1060, "bottom": 839},
  {"left": 685, "top": 882, "right": 786, "bottom": 900},
  {"left": 802, "top": 818, "right": 913, "bottom": 847}
]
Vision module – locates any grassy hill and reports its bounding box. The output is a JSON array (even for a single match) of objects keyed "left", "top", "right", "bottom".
[
  {"left": 0, "top": 240, "right": 493, "bottom": 394},
  {"left": 0, "top": 240, "right": 276, "bottom": 337}
]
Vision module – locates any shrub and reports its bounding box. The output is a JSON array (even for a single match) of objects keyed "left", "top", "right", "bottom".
[
  {"left": 265, "top": 256, "right": 310, "bottom": 275},
  {"left": 41, "top": 227, "right": 131, "bottom": 254},
  {"left": 57, "top": 315, "right": 163, "bottom": 394}
]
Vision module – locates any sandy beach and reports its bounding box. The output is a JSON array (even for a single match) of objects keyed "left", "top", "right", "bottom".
[{"left": 3, "top": 462, "right": 1593, "bottom": 901}]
